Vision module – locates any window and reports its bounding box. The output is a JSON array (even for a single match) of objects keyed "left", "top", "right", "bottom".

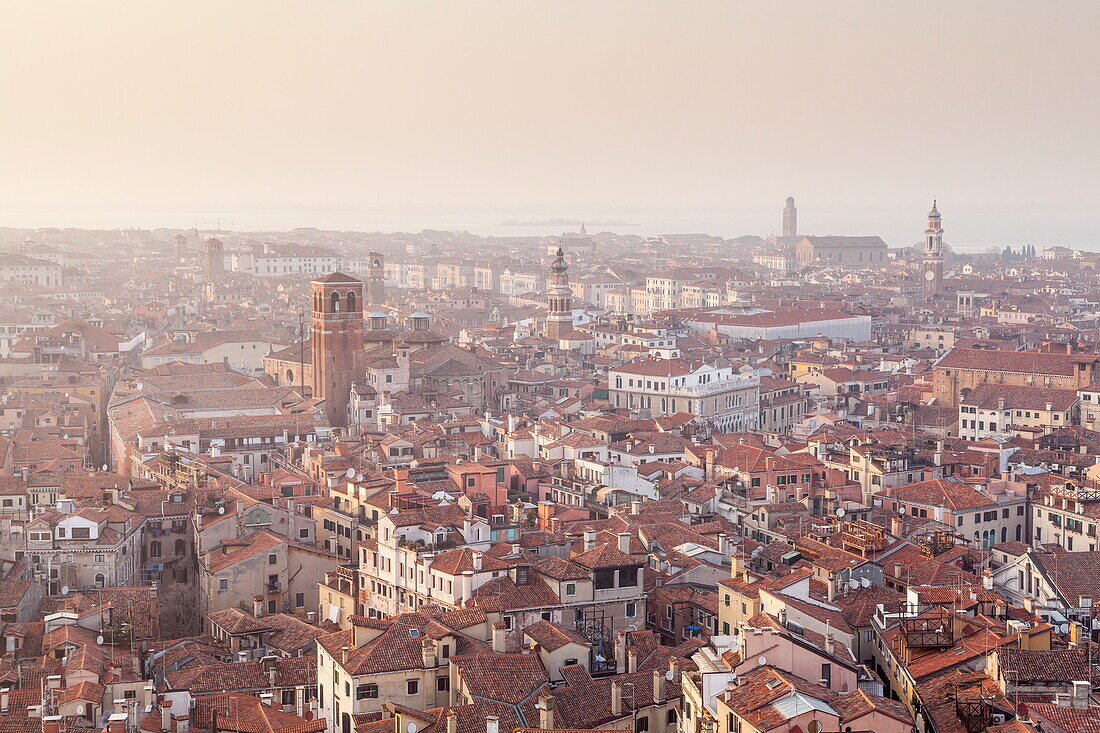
[
  {"left": 268, "top": 553, "right": 277, "bottom": 565},
  {"left": 565, "top": 582, "right": 576, "bottom": 596},
  {"left": 71, "top": 527, "right": 90, "bottom": 539},
  {"left": 406, "top": 679, "right": 419, "bottom": 695},
  {"left": 295, "top": 593, "right": 305, "bottom": 608},
  {"left": 503, "top": 615, "right": 514, "bottom": 630},
  {"left": 219, "top": 578, "right": 229, "bottom": 591},
  {"left": 635, "top": 717, "right": 649, "bottom": 733},
  {"left": 619, "top": 567, "right": 639, "bottom": 587},
  {"left": 356, "top": 684, "right": 378, "bottom": 700},
  {"left": 626, "top": 602, "right": 637, "bottom": 618},
  {"left": 437, "top": 676, "right": 449, "bottom": 692}
]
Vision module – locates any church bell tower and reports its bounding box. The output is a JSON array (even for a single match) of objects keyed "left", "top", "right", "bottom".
[
  {"left": 923, "top": 201, "right": 944, "bottom": 299},
  {"left": 311, "top": 273, "right": 365, "bottom": 427}
]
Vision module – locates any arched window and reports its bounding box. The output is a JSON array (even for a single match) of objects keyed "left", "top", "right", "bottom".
[
  {"left": 346, "top": 291, "right": 357, "bottom": 312},
  {"left": 286, "top": 369, "right": 294, "bottom": 385},
  {"left": 331, "top": 292, "right": 341, "bottom": 312},
  {"left": 94, "top": 573, "right": 105, "bottom": 588},
  {"left": 150, "top": 541, "right": 161, "bottom": 558},
  {"left": 1001, "top": 527, "right": 1008, "bottom": 543},
  {"left": 1016, "top": 524, "right": 1023, "bottom": 542},
  {"left": 175, "top": 539, "right": 186, "bottom": 556}
]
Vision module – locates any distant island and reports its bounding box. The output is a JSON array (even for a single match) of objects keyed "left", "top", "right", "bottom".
[{"left": 498, "top": 218, "right": 632, "bottom": 227}]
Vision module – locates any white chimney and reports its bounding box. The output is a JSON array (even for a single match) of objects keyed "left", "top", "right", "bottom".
[
  {"left": 617, "top": 533, "right": 632, "bottom": 553},
  {"left": 538, "top": 695, "right": 555, "bottom": 729}
]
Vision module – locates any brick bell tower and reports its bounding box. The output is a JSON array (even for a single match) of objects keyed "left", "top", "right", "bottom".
[{"left": 310, "top": 273, "right": 364, "bottom": 427}]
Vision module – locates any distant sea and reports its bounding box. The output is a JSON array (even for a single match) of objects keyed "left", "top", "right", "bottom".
[{"left": 1, "top": 206, "right": 1096, "bottom": 251}]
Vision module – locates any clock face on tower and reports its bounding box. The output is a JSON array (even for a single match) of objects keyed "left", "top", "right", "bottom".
[{"left": 925, "top": 269, "right": 936, "bottom": 281}]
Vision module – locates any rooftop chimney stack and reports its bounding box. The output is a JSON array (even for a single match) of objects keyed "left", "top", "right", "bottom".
[{"left": 538, "top": 695, "right": 555, "bottom": 729}]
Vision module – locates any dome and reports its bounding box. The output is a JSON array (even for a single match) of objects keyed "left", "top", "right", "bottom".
[
  {"left": 928, "top": 200, "right": 940, "bottom": 218},
  {"left": 785, "top": 195, "right": 795, "bottom": 207}
]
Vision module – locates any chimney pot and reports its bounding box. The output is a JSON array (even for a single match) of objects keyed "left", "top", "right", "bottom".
[
  {"left": 538, "top": 695, "right": 555, "bottom": 729},
  {"left": 653, "top": 667, "right": 666, "bottom": 703}
]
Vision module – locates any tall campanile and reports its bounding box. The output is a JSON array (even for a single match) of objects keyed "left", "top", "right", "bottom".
[
  {"left": 923, "top": 201, "right": 944, "bottom": 299},
  {"left": 782, "top": 195, "right": 797, "bottom": 239},
  {"left": 546, "top": 244, "right": 573, "bottom": 340},
  {"left": 366, "top": 252, "right": 385, "bottom": 307},
  {"left": 310, "top": 272, "right": 364, "bottom": 427}
]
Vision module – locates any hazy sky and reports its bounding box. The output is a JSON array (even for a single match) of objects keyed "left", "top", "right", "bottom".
[{"left": 2, "top": 1, "right": 1098, "bottom": 245}]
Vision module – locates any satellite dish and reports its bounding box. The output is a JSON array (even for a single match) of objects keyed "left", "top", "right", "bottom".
[
  {"left": 96, "top": 635, "right": 105, "bottom": 645},
  {"left": 861, "top": 578, "right": 870, "bottom": 588},
  {"left": 345, "top": 468, "right": 355, "bottom": 479},
  {"left": 407, "top": 724, "right": 417, "bottom": 733},
  {"left": 136, "top": 383, "right": 143, "bottom": 391},
  {"left": 1059, "top": 623, "right": 1070, "bottom": 635},
  {"left": 849, "top": 580, "right": 859, "bottom": 590},
  {"left": 60, "top": 586, "right": 69, "bottom": 595},
  {"left": 757, "top": 656, "right": 767, "bottom": 667},
  {"left": 101, "top": 464, "right": 108, "bottom": 471},
  {"left": 665, "top": 669, "right": 675, "bottom": 680},
  {"left": 835, "top": 508, "right": 845, "bottom": 518},
  {"left": 898, "top": 507, "right": 906, "bottom": 515},
  {"left": 218, "top": 506, "right": 225, "bottom": 515}
]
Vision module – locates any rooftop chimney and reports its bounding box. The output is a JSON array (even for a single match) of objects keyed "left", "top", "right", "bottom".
[
  {"left": 253, "top": 595, "right": 264, "bottom": 618},
  {"left": 492, "top": 623, "right": 507, "bottom": 654},
  {"left": 160, "top": 700, "right": 172, "bottom": 733},
  {"left": 107, "top": 714, "right": 128, "bottom": 733},
  {"left": 653, "top": 668, "right": 665, "bottom": 704},
  {"left": 445, "top": 711, "right": 458, "bottom": 733},
  {"left": 611, "top": 681, "right": 623, "bottom": 716},
  {"left": 42, "top": 717, "right": 63, "bottom": 733},
  {"left": 583, "top": 529, "right": 596, "bottom": 551},
  {"left": 538, "top": 695, "right": 555, "bottom": 729},
  {"left": 486, "top": 715, "right": 499, "bottom": 733},
  {"left": 617, "top": 533, "right": 632, "bottom": 553}
]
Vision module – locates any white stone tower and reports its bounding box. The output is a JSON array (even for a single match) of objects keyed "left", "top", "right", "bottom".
[{"left": 923, "top": 201, "right": 944, "bottom": 299}]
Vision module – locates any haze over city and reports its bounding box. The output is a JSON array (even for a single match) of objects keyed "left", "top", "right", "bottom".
[{"left": 3, "top": 0, "right": 1099, "bottom": 245}]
